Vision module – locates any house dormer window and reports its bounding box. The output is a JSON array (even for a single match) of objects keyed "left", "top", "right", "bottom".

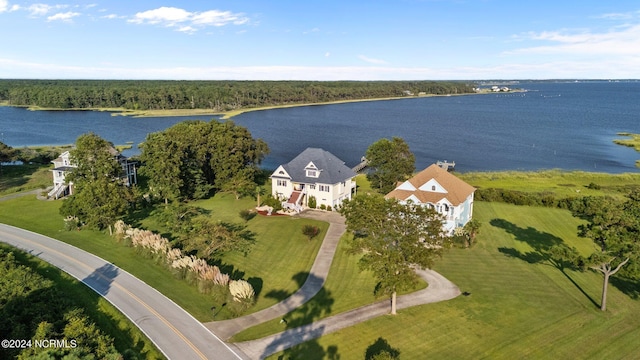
[
  {"left": 306, "top": 170, "right": 318, "bottom": 177},
  {"left": 431, "top": 185, "right": 436, "bottom": 191}
]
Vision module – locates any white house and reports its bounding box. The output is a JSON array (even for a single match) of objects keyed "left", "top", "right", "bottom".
[
  {"left": 385, "top": 164, "right": 475, "bottom": 234},
  {"left": 270, "top": 148, "right": 357, "bottom": 211},
  {"left": 48, "top": 148, "right": 137, "bottom": 199}
]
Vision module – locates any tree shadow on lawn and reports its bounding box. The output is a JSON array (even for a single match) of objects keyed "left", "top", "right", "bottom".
[
  {"left": 365, "top": 337, "right": 400, "bottom": 360},
  {"left": 263, "top": 272, "right": 311, "bottom": 302},
  {"left": 491, "top": 218, "right": 599, "bottom": 308},
  {"left": 610, "top": 276, "right": 640, "bottom": 300},
  {"left": 263, "top": 272, "right": 337, "bottom": 360}
]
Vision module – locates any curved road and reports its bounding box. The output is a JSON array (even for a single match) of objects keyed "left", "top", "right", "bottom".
[
  {"left": 1, "top": 207, "right": 461, "bottom": 360},
  {"left": 0, "top": 223, "right": 248, "bottom": 360}
]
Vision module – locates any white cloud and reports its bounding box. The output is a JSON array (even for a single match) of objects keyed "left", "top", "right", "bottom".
[
  {"left": 101, "top": 14, "right": 119, "bottom": 20},
  {"left": 358, "top": 55, "right": 387, "bottom": 64},
  {"left": 177, "top": 25, "right": 196, "bottom": 34},
  {"left": 508, "top": 23, "right": 640, "bottom": 56},
  {"left": 129, "top": 6, "right": 248, "bottom": 32},
  {"left": 192, "top": 10, "right": 248, "bottom": 26},
  {"left": 0, "top": 0, "right": 8, "bottom": 13},
  {"left": 595, "top": 10, "right": 640, "bottom": 20},
  {"left": 129, "top": 6, "right": 190, "bottom": 25},
  {"left": 28, "top": 3, "right": 53, "bottom": 16},
  {"left": 47, "top": 11, "right": 80, "bottom": 22},
  {"left": 325, "top": 52, "right": 331, "bottom": 57}
]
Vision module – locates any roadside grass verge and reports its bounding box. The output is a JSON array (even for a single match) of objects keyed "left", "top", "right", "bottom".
[
  {"left": 0, "top": 193, "right": 327, "bottom": 322},
  {"left": 458, "top": 170, "right": 640, "bottom": 199},
  {"left": 0, "top": 196, "right": 220, "bottom": 321},
  {"left": 0, "top": 242, "right": 165, "bottom": 359},
  {"left": 267, "top": 202, "right": 640, "bottom": 359}
]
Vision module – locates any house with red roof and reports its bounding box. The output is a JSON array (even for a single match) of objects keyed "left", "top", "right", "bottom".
[{"left": 385, "top": 164, "right": 476, "bottom": 234}]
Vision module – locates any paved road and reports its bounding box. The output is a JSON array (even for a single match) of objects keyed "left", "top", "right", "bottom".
[
  {"left": 205, "top": 210, "right": 346, "bottom": 340},
  {"left": 0, "top": 223, "right": 248, "bottom": 360}
]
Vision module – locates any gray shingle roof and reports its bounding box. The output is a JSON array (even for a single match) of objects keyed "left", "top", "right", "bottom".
[{"left": 281, "top": 148, "right": 356, "bottom": 184}]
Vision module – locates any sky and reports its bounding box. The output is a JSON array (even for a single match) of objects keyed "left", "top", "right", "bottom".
[{"left": 1, "top": 0, "right": 640, "bottom": 80}]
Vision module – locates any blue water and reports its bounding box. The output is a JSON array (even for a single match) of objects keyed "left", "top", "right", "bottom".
[{"left": 1, "top": 81, "right": 639, "bottom": 173}]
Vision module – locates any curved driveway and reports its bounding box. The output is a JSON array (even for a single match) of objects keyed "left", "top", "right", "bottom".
[
  {"left": 0, "top": 223, "right": 248, "bottom": 360},
  {"left": 2, "top": 208, "right": 461, "bottom": 360}
]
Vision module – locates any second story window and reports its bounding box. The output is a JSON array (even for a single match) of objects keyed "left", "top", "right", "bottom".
[{"left": 306, "top": 170, "right": 317, "bottom": 177}]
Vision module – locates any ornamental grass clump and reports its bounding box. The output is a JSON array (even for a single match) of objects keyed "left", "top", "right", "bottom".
[
  {"left": 114, "top": 220, "right": 254, "bottom": 314},
  {"left": 229, "top": 279, "right": 255, "bottom": 302}
]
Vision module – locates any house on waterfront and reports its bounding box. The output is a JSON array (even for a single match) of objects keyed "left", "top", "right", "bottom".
[
  {"left": 385, "top": 164, "right": 475, "bottom": 234},
  {"left": 48, "top": 148, "right": 137, "bottom": 199},
  {"left": 270, "top": 148, "right": 357, "bottom": 211}
]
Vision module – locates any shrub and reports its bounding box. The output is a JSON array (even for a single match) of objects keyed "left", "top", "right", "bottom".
[
  {"left": 63, "top": 216, "right": 80, "bottom": 231},
  {"left": 239, "top": 209, "right": 256, "bottom": 221},
  {"left": 587, "top": 182, "right": 601, "bottom": 190},
  {"left": 262, "top": 194, "right": 283, "bottom": 211},
  {"left": 308, "top": 196, "right": 317, "bottom": 209},
  {"left": 229, "top": 280, "right": 255, "bottom": 303},
  {"left": 319, "top": 204, "right": 327, "bottom": 210},
  {"left": 302, "top": 224, "right": 321, "bottom": 241}
]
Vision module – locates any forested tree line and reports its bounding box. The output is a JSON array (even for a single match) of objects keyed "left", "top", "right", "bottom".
[{"left": 0, "top": 79, "right": 475, "bottom": 111}]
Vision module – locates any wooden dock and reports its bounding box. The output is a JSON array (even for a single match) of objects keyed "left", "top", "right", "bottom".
[
  {"left": 436, "top": 160, "right": 455, "bottom": 171},
  {"left": 352, "top": 157, "right": 369, "bottom": 173}
]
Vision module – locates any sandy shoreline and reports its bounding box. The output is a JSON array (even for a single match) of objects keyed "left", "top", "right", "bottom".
[{"left": 3, "top": 91, "right": 493, "bottom": 119}]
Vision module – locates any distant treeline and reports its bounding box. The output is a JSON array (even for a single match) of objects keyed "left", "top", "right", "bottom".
[{"left": 0, "top": 79, "right": 475, "bottom": 111}]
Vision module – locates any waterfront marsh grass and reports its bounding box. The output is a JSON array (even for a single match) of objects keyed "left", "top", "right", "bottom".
[
  {"left": 0, "top": 242, "right": 165, "bottom": 359},
  {"left": 268, "top": 201, "right": 640, "bottom": 359},
  {"left": 458, "top": 169, "right": 640, "bottom": 199},
  {"left": 614, "top": 132, "right": 640, "bottom": 167}
]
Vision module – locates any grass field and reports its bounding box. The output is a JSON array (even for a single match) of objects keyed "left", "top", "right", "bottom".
[
  {"left": 1, "top": 242, "right": 165, "bottom": 359},
  {"left": 458, "top": 170, "right": 640, "bottom": 199},
  {"left": 0, "top": 164, "right": 52, "bottom": 196},
  {"left": 3, "top": 169, "right": 640, "bottom": 358},
  {"left": 267, "top": 202, "right": 640, "bottom": 359}
]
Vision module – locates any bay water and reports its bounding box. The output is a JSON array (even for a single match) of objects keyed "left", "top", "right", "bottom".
[{"left": 1, "top": 81, "right": 639, "bottom": 173}]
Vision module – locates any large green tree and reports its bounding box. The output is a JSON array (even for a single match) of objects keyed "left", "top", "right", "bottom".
[
  {"left": 59, "top": 133, "right": 131, "bottom": 233},
  {"left": 365, "top": 137, "right": 415, "bottom": 193},
  {"left": 340, "top": 194, "right": 447, "bottom": 314},
  {"left": 139, "top": 120, "right": 268, "bottom": 202},
  {"left": 572, "top": 192, "right": 640, "bottom": 311}
]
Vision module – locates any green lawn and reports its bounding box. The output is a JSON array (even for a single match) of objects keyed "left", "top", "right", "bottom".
[
  {"left": 0, "top": 164, "right": 52, "bottom": 196},
  {"left": 232, "top": 231, "right": 426, "bottom": 342},
  {"left": 267, "top": 202, "right": 640, "bottom": 359},
  {"left": 0, "top": 193, "right": 327, "bottom": 321}
]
